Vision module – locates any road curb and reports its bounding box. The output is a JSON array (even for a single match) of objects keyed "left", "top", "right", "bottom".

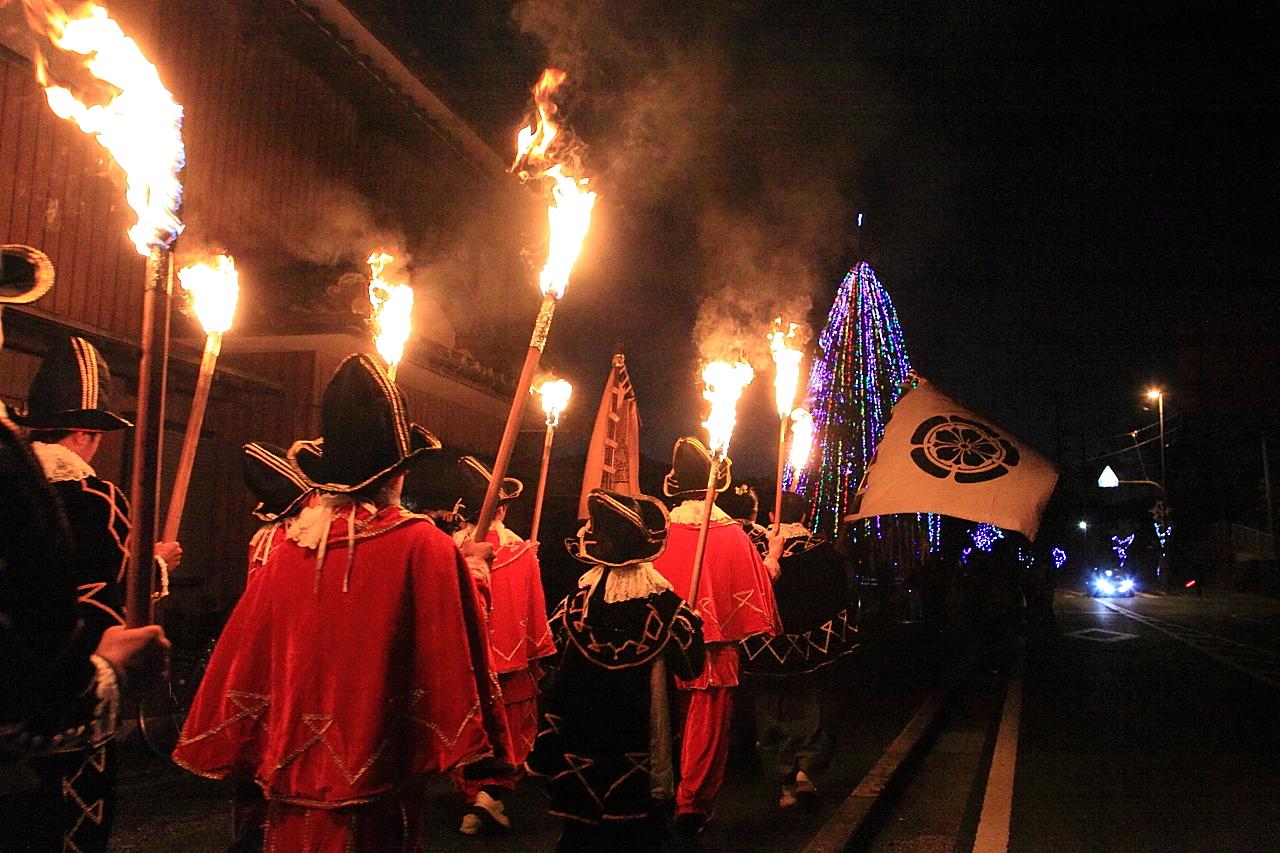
[{"left": 801, "top": 687, "right": 952, "bottom": 853}]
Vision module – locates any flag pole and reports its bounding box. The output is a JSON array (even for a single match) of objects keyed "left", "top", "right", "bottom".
[{"left": 529, "top": 419, "right": 555, "bottom": 544}]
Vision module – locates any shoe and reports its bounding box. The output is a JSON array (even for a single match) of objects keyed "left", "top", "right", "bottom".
[
  {"left": 778, "top": 783, "right": 798, "bottom": 808},
  {"left": 794, "top": 771, "right": 820, "bottom": 812},
  {"left": 672, "top": 812, "right": 705, "bottom": 851},
  {"left": 457, "top": 791, "right": 511, "bottom": 836}
]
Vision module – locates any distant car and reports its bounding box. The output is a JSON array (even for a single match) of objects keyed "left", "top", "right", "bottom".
[{"left": 1089, "top": 567, "right": 1136, "bottom": 598}]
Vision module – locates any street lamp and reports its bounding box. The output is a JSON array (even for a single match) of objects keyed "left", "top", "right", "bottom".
[{"left": 1146, "top": 388, "right": 1166, "bottom": 493}]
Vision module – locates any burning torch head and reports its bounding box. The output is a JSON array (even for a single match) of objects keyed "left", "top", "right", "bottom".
[
  {"left": 14, "top": 336, "right": 131, "bottom": 431},
  {"left": 1, "top": 244, "right": 55, "bottom": 305},
  {"left": 569, "top": 488, "right": 670, "bottom": 567},
  {"left": 288, "top": 354, "right": 440, "bottom": 494},
  {"left": 242, "top": 441, "right": 313, "bottom": 522},
  {"left": 662, "top": 436, "right": 733, "bottom": 500}
]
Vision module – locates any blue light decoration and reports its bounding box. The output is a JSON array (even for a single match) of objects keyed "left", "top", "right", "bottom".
[
  {"left": 972, "top": 523, "right": 1004, "bottom": 552},
  {"left": 1154, "top": 520, "right": 1172, "bottom": 550},
  {"left": 786, "top": 261, "right": 936, "bottom": 551},
  {"left": 1051, "top": 547, "right": 1067, "bottom": 570},
  {"left": 1111, "top": 533, "right": 1134, "bottom": 567}
]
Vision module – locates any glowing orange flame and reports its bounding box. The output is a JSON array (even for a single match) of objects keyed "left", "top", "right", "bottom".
[
  {"left": 769, "top": 318, "right": 802, "bottom": 418},
  {"left": 178, "top": 255, "right": 238, "bottom": 335},
  {"left": 700, "top": 360, "right": 754, "bottom": 458},
  {"left": 367, "top": 252, "right": 414, "bottom": 375},
  {"left": 26, "top": 1, "right": 184, "bottom": 254},
  {"left": 534, "top": 378, "right": 573, "bottom": 427},
  {"left": 512, "top": 69, "right": 596, "bottom": 300},
  {"left": 788, "top": 407, "right": 814, "bottom": 472}
]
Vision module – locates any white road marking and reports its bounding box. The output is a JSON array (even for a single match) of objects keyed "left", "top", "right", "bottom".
[
  {"left": 972, "top": 657, "right": 1023, "bottom": 853},
  {"left": 1100, "top": 600, "right": 1280, "bottom": 688}
]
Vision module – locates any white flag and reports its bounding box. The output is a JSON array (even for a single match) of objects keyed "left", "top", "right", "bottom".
[{"left": 846, "top": 377, "right": 1058, "bottom": 539}]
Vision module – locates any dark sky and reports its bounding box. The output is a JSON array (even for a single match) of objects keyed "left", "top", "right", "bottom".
[{"left": 376, "top": 0, "right": 1277, "bottom": 478}]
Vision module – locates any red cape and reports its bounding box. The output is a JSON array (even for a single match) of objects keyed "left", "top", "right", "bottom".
[
  {"left": 652, "top": 507, "right": 781, "bottom": 644},
  {"left": 469, "top": 526, "right": 556, "bottom": 676},
  {"left": 174, "top": 504, "right": 509, "bottom": 807}
]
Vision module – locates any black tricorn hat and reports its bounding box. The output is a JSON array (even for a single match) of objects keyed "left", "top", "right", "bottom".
[
  {"left": 662, "top": 436, "right": 732, "bottom": 499},
  {"left": 14, "top": 336, "right": 132, "bottom": 431},
  {"left": 569, "top": 488, "right": 669, "bottom": 567},
  {"left": 457, "top": 455, "right": 522, "bottom": 517},
  {"left": 288, "top": 354, "right": 440, "bottom": 493},
  {"left": 1, "top": 244, "right": 54, "bottom": 305},
  {"left": 242, "top": 441, "right": 312, "bottom": 521}
]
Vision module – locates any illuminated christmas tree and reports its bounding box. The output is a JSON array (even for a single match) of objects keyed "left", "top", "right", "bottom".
[{"left": 786, "top": 261, "right": 938, "bottom": 547}]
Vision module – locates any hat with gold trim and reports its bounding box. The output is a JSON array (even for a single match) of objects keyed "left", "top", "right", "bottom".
[
  {"left": 569, "top": 488, "right": 669, "bottom": 567},
  {"left": 242, "top": 441, "right": 312, "bottom": 521},
  {"left": 14, "top": 336, "right": 132, "bottom": 431},
  {"left": 1, "top": 244, "right": 54, "bottom": 304},
  {"left": 662, "top": 435, "right": 732, "bottom": 499},
  {"left": 288, "top": 354, "right": 439, "bottom": 493}
]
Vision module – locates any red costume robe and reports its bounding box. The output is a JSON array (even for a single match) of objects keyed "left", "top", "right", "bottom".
[
  {"left": 652, "top": 500, "right": 782, "bottom": 818},
  {"left": 452, "top": 522, "right": 556, "bottom": 795},
  {"left": 174, "top": 501, "right": 509, "bottom": 850}
]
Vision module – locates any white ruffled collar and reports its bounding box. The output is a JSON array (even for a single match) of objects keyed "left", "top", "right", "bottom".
[
  {"left": 31, "top": 441, "right": 96, "bottom": 483},
  {"left": 668, "top": 500, "right": 730, "bottom": 525},
  {"left": 776, "top": 521, "right": 811, "bottom": 539},
  {"left": 453, "top": 520, "right": 523, "bottom": 549},
  {"left": 577, "top": 561, "right": 672, "bottom": 604}
]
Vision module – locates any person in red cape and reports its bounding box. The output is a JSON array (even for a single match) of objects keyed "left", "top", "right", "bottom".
[
  {"left": 172, "top": 354, "right": 511, "bottom": 852},
  {"left": 651, "top": 437, "right": 782, "bottom": 847},
  {"left": 444, "top": 455, "right": 557, "bottom": 835},
  {"left": 240, "top": 441, "right": 312, "bottom": 583}
]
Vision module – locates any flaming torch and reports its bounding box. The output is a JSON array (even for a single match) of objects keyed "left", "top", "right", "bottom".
[
  {"left": 688, "top": 360, "right": 754, "bottom": 601},
  {"left": 367, "top": 252, "right": 414, "bottom": 381},
  {"left": 163, "top": 256, "right": 238, "bottom": 544},
  {"left": 529, "top": 378, "right": 572, "bottom": 544},
  {"left": 24, "top": 0, "right": 185, "bottom": 626},
  {"left": 769, "top": 319, "right": 802, "bottom": 534},
  {"left": 474, "top": 68, "right": 597, "bottom": 541},
  {"left": 787, "top": 407, "right": 814, "bottom": 476}
]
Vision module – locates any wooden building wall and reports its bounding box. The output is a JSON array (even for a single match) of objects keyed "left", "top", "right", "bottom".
[{"left": 0, "top": 0, "right": 535, "bottom": 626}]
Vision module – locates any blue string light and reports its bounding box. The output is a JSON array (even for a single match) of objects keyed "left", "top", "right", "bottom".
[
  {"left": 1051, "top": 547, "right": 1067, "bottom": 570},
  {"left": 1111, "top": 533, "right": 1134, "bottom": 567}
]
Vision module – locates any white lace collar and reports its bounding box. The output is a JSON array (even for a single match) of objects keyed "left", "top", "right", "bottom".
[
  {"left": 453, "top": 520, "right": 523, "bottom": 549},
  {"left": 668, "top": 500, "right": 730, "bottom": 525},
  {"left": 31, "top": 441, "right": 96, "bottom": 483},
  {"left": 776, "top": 521, "right": 811, "bottom": 539},
  {"left": 577, "top": 561, "right": 672, "bottom": 604}
]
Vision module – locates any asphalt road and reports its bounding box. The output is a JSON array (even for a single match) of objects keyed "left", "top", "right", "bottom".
[
  {"left": 866, "top": 589, "right": 1280, "bottom": 853},
  {"left": 106, "top": 587, "right": 1280, "bottom": 852}
]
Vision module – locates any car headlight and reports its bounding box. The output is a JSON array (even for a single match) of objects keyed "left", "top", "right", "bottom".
[
  {"left": 1119, "top": 578, "right": 1134, "bottom": 592},
  {"left": 1096, "top": 578, "right": 1115, "bottom": 594}
]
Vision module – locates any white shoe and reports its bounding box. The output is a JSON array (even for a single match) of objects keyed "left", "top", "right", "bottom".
[{"left": 459, "top": 791, "right": 511, "bottom": 836}]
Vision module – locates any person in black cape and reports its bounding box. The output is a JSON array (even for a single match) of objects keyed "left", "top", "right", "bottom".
[{"left": 527, "top": 488, "right": 705, "bottom": 852}]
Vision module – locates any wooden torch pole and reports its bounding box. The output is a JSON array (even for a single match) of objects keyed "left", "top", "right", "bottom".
[
  {"left": 529, "top": 420, "right": 555, "bottom": 544},
  {"left": 686, "top": 458, "right": 722, "bottom": 604},
  {"left": 125, "top": 245, "right": 173, "bottom": 627},
  {"left": 162, "top": 331, "right": 221, "bottom": 542},
  {"left": 474, "top": 296, "right": 556, "bottom": 541},
  {"left": 772, "top": 416, "right": 788, "bottom": 536}
]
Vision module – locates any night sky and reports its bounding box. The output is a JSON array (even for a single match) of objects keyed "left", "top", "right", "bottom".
[{"left": 375, "top": 0, "right": 1277, "bottom": 478}]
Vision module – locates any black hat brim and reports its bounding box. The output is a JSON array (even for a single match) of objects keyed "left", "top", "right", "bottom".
[
  {"left": 12, "top": 408, "right": 132, "bottom": 431},
  {"left": 567, "top": 491, "right": 670, "bottom": 567},
  {"left": 1, "top": 245, "right": 54, "bottom": 305},
  {"left": 289, "top": 423, "right": 441, "bottom": 493}
]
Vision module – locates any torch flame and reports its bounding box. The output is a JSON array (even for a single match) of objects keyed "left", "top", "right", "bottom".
[
  {"left": 700, "top": 360, "right": 754, "bottom": 458},
  {"left": 512, "top": 69, "right": 596, "bottom": 300},
  {"left": 788, "top": 407, "right": 814, "bottom": 472},
  {"left": 769, "top": 318, "right": 802, "bottom": 418},
  {"left": 178, "top": 255, "right": 238, "bottom": 335},
  {"left": 26, "top": 1, "right": 184, "bottom": 254},
  {"left": 534, "top": 378, "right": 573, "bottom": 427},
  {"left": 367, "top": 252, "right": 414, "bottom": 375}
]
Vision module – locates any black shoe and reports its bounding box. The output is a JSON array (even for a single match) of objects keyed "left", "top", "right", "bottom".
[{"left": 672, "top": 813, "right": 705, "bottom": 851}]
